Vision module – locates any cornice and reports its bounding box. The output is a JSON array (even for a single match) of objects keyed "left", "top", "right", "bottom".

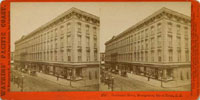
[
  {"left": 105, "top": 7, "right": 191, "bottom": 45},
  {"left": 15, "top": 7, "right": 100, "bottom": 44}
]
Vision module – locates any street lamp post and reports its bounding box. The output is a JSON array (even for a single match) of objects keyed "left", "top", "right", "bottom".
[
  {"left": 21, "top": 75, "right": 24, "bottom": 92},
  {"left": 111, "top": 76, "right": 114, "bottom": 91},
  {"left": 161, "top": 70, "right": 163, "bottom": 88},
  {"left": 107, "top": 74, "right": 111, "bottom": 89},
  {"left": 69, "top": 69, "right": 72, "bottom": 87}
]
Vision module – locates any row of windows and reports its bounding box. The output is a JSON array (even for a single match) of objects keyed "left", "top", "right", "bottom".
[
  {"left": 106, "top": 22, "right": 189, "bottom": 52},
  {"left": 106, "top": 37, "right": 189, "bottom": 55},
  {"left": 15, "top": 22, "right": 98, "bottom": 51},
  {"left": 106, "top": 50, "right": 189, "bottom": 62},
  {"left": 15, "top": 50, "right": 98, "bottom": 62},
  {"left": 15, "top": 33, "right": 98, "bottom": 58},
  {"left": 77, "top": 22, "right": 97, "bottom": 35},
  {"left": 167, "top": 22, "right": 189, "bottom": 36}
]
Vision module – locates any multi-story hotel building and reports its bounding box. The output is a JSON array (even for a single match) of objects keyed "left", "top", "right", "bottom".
[
  {"left": 105, "top": 7, "right": 191, "bottom": 87},
  {"left": 14, "top": 7, "right": 100, "bottom": 86}
]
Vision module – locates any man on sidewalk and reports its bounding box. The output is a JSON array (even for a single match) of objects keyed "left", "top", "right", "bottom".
[{"left": 57, "top": 74, "right": 59, "bottom": 81}]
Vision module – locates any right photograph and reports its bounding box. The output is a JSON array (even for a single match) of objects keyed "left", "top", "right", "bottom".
[{"left": 99, "top": 2, "right": 191, "bottom": 91}]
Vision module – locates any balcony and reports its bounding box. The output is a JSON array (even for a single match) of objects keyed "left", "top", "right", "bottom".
[
  {"left": 145, "top": 38, "right": 148, "bottom": 41},
  {"left": 177, "top": 47, "right": 181, "bottom": 51},
  {"left": 50, "top": 49, "right": 54, "bottom": 53},
  {"left": 157, "top": 45, "right": 162, "bottom": 48},
  {"left": 157, "top": 29, "right": 162, "bottom": 33},
  {"left": 67, "top": 46, "right": 72, "bottom": 50},
  {"left": 145, "top": 46, "right": 148, "bottom": 50},
  {"left": 151, "top": 46, "right": 155, "bottom": 49},
  {"left": 86, "top": 33, "right": 90, "bottom": 37},
  {"left": 151, "top": 32, "right": 155, "bottom": 36},
  {"left": 177, "top": 32, "right": 181, "bottom": 35},
  {"left": 94, "top": 48, "right": 98, "bottom": 52},
  {"left": 167, "top": 30, "right": 172, "bottom": 34},
  {"left": 185, "top": 36, "right": 188, "bottom": 39},
  {"left": 60, "top": 35, "right": 64, "bottom": 39},
  {"left": 168, "top": 44, "right": 173, "bottom": 48},
  {"left": 77, "top": 46, "right": 82, "bottom": 50},
  {"left": 78, "top": 41, "right": 81, "bottom": 46},
  {"left": 60, "top": 46, "right": 64, "bottom": 51},
  {"left": 86, "top": 47, "right": 90, "bottom": 52},
  {"left": 50, "top": 47, "right": 53, "bottom": 51},
  {"left": 54, "top": 48, "right": 57, "bottom": 52},
  {"left": 141, "top": 46, "right": 144, "bottom": 50},
  {"left": 141, "top": 36, "right": 144, "bottom": 40},
  {"left": 54, "top": 37, "right": 57, "bottom": 41},
  {"left": 67, "top": 32, "right": 71, "bottom": 36},
  {"left": 93, "top": 35, "right": 97, "bottom": 39},
  {"left": 77, "top": 29, "right": 81, "bottom": 33}
]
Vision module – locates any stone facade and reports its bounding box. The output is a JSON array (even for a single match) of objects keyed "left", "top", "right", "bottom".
[
  {"left": 105, "top": 7, "right": 191, "bottom": 87},
  {"left": 100, "top": 52, "right": 105, "bottom": 65},
  {"left": 14, "top": 7, "right": 100, "bottom": 86}
]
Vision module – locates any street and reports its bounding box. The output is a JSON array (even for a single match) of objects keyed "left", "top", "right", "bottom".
[
  {"left": 11, "top": 69, "right": 99, "bottom": 91},
  {"left": 100, "top": 70, "right": 190, "bottom": 91}
]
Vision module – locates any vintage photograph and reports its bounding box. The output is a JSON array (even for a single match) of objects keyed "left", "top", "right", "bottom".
[
  {"left": 11, "top": 3, "right": 100, "bottom": 91},
  {"left": 99, "top": 2, "right": 191, "bottom": 91},
  {"left": 10, "top": 2, "right": 191, "bottom": 92}
]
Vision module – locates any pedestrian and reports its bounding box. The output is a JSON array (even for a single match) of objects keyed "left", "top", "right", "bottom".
[
  {"left": 147, "top": 72, "right": 151, "bottom": 81},
  {"left": 107, "top": 78, "right": 110, "bottom": 89},
  {"left": 16, "top": 77, "right": 20, "bottom": 88},
  {"left": 101, "top": 74, "right": 105, "bottom": 83},
  {"left": 108, "top": 77, "right": 112, "bottom": 89},
  {"left": 148, "top": 76, "right": 150, "bottom": 81},
  {"left": 28, "top": 70, "right": 30, "bottom": 75},
  {"left": 13, "top": 76, "right": 16, "bottom": 84},
  {"left": 57, "top": 74, "right": 59, "bottom": 81},
  {"left": 105, "top": 76, "right": 108, "bottom": 85}
]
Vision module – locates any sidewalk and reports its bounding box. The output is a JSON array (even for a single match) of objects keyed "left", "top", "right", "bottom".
[
  {"left": 163, "top": 80, "right": 191, "bottom": 88},
  {"left": 103, "top": 70, "right": 190, "bottom": 88},
  {"left": 127, "top": 73, "right": 162, "bottom": 87},
  {"left": 11, "top": 82, "right": 21, "bottom": 91},
  {"left": 127, "top": 73, "right": 190, "bottom": 88},
  {"left": 36, "top": 72, "right": 85, "bottom": 88},
  {"left": 99, "top": 83, "right": 111, "bottom": 91}
]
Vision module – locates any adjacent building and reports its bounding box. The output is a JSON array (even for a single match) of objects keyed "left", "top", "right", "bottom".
[
  {"left": 14, "top": 7, "right": 100, "bottom": 86},
  {"left": 11, "top": 52, "right": 15, "bottom": 65},
  {"left": 105, "top": 7, "right": 191, "bottom": 87},
  {"left": 100, "top": 52, "right": 105, "bottom": 65}
]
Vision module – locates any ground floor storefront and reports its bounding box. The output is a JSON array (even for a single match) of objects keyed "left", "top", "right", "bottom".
[
  {"left": 105, "top": 62, "right": 191, "bottom": 87},
  {"left": 14, "top": 61, "right": 99, "bottom": 86}
]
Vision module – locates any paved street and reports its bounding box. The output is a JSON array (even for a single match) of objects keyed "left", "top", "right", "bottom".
[
  {"left": 100, "top": 71, "right": 190, "bottom": 91},
  {"left": 11, "top": 69, "right": 99, "bottom": 91}
]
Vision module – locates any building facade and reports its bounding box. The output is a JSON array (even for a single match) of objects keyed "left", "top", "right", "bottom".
[
  {"left": 105, "top": 8, "right": 191, "bottom": 87},
  {"left": 11, "top": 52, "right": 15, "bottom": 65},
  {"left": 14, "top": 8, "right": 100, "bottom": 86},
  {"left": 100, "top": 52, "right": 105, "bottom": 65}
]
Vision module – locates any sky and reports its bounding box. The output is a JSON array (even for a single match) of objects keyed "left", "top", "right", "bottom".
[{"left": 11, "top": 2, "right": 191, "bottom": 52}]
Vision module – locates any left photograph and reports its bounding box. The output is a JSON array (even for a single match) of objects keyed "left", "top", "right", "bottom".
[{"left": 10, "top": 3, "right": 100, "bottom": 91}]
